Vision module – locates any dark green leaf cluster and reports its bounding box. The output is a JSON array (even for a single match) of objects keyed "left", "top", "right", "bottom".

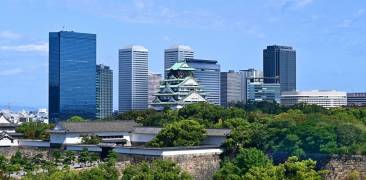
[
  {"left": 214, "top": 148, "right": 325, "bottom": 180},
  {"left": 147, "top": 120, "right": 206, "bottom": 147},
  {"left": 122, "top": 159, "right": 193, "bottom": 180},
  {"left": 16, "top": 122, "right": 54, "bottom": 140},
  {"left": 81, "top": 135, "right": 102, "bottom": 144}
]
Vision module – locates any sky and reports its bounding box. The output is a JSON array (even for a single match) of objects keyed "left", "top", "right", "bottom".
[{"left": 0, "top": 0, "right": 365, "bottom": 109}]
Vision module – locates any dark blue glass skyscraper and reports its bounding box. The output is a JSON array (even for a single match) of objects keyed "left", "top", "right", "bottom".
[
  {"left": 263, "top": 45, "right": 296, "bottom": 93},
  {"left": 49, "top": 31, "right": 96, "bottom": 122}
]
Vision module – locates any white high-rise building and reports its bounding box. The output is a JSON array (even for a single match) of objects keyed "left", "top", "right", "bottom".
[
  {"left": 281, "top": 90, "right": 347, "bottom": 108},
  {"left": 119, "top": 45, "right": 149, "bottom": 113},
  {"left": 164, "top": 45, "right": 194, "bottom": 78}
]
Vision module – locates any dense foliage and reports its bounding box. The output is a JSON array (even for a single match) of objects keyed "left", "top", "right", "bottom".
[
  {"left": 0, "top": 150, "right": 118, "bottom": 180},
  {"left": 122, "top": 159, "right": 193, "bottom": 180},
  {"left": 147, "top": 120, "right": 206, "bottom": 147},
  {"left": 81, "top": 135, "right": 102, "bottom": 144},
  {"left": 68, "top": 116, "right": 86, "bottom": 122},
  {"left": 16, "top": 122, "right": 54, "bottom": 140},
  {"left": 214, "top": 148, "right": 325, "bottom": 180},
  {"left": 116, "top": 102, "right": 366, "bottom": 155}
]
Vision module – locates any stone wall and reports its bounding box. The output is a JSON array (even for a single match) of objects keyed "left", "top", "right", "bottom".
[
  {"left": 0, "top": 146, "right": 50, "bottom": 159},
  {"left": 117, "top": 153, "right": 221, "bottom": 180}
]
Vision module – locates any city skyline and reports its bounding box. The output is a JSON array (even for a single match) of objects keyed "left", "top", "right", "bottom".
[{"left": 1, "top": 0, "right": 366, "bottom": 109}]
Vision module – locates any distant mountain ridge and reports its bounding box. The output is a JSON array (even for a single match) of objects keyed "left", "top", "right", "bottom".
[{"left": 0, "top": 105, "right": 41, "bottom": 112}]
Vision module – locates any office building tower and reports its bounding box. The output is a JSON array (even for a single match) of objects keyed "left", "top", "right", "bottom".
[
  {"left": 246, "top": 78, "right": 280, "bottom": 103},
  {"left": 151, "top": 61, "right": 206, "bottom": 110},
  {"left": 239, "top": 69, "right": 263, "bottom": 103},
  {"left": 263, "top": 45, "right": 296, "bottom": 92},
  {"left": 220, "top": 70, "right": 241, "bottom": 107},
  {"left": 148, "top": 73, "right": 162, "bottom": 108},
  {"left": 164, "top": 45, "right": 194, "bottom": 78},
  {"left": 347, "top": 93, "right": 366, "bottom": 106},
  {"left": 119, "top": 45, "right": 148, "bottom": 113},
  {"left": 96, "top": 64, "right": 113, "bottom": 119},
  {"left": 186, "top": 58, "right": 221, "bottom": 105},
  {"left": 49, "top": 31, "right": 96, "bottom": 122},
  {"left": 281, "top": 90, "right": 347, "bottom": 108}
]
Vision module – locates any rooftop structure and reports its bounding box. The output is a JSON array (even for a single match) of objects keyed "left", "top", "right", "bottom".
[{"left": 151, "top": 61, "right": 207, "bottom": 110}]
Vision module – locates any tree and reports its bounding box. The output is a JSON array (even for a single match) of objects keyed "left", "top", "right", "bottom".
[
  {"left": 68, "top": 116, "right": 86, "bottom": 122},
  {"left": 233, "top": 148, "right": 272, "bottom": 175},
  {"left": 78, "top": 148, "right": 91, "bottom": 164},
  {"left": 16, "top": 122, "right": 54, "bottom": 140},
  {"left": 63, "top": 151, "right": 75, "bottom": 165},
  {"left": 122, "top": 159, "right": 192, "bottom": 180},
  {"left": 147, "top": 120, "right": 206, "bottom": 147},
  {"left": 51, "top": 151, "right": 64, "bottom": 163},
  {"left": 81, "top": 135, "right": 101, "bottom": 144},
  {"left": 243, "top": 156, "right": 325, "bottom": 180}
]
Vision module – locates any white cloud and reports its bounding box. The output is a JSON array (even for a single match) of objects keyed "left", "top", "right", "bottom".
[
  {"left": 273, "top": 0, "right": 315, "bottom": 10},
  {"left": 0, "top": 31, "right": 23, "bottom": 40},
  {"left": 0, "top": 43, "right": 48, "bottom": 53},
  {"left": 295, "top": 0, "right": 314, "bottom": 8},
  {"left": 337, "top": 9, "right": 365, "bottom": 28},
  {"left": 0, "top": 68, "right": 23, "bottom": 76}
]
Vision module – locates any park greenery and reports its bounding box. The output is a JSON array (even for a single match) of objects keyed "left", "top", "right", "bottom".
[
  {"left": 122, "top": 159, "right": 193, "bottom": 180},
  {"left": 10, "top": 101, "right": 366, "bottom": 179},
  {"left": 0, "top": 149, "right": 118, "bottom": 180},
  {"left": 147, "top": 120, "right": 206, "bottom": 147},
  {"left": 15, "top": 122, "right": 54, "bottom": 140},
  {"left": 214, "top": 148, "right": 326, "bottom": 180},
  {"left": 118, "top": 102, "right": 366, "bottom": 156}
]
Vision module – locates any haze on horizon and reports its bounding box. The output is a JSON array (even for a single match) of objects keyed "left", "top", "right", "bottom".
[{"left": 0, "top": 0, "right": 365, "bottom": 109}]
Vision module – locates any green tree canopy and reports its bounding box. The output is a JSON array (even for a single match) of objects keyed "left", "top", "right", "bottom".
[
  {"left": 122, "top": 159, "right": 192, "bottom": 180},
  {"left": 67, "top": 116, "right": 86, "bottom": 122},
  {"left": 147, "top": 120, "right": 206, "bottom": 147},
  {"left": 16, "top": 122, "right": 54, "bottom": 140}
]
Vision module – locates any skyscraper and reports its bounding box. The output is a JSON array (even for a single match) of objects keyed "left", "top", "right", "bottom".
[
  {"left": 186, "top": 58, "right": 221, "bottom": 105},
  {"left": 49, "top": 31, "right": 96, "bottom": 123},
  {"left": 119, "top": 45, "right": 148, "bottom": 113},
  {"left": 148, "top": 73, "right": 162, "bottom": 108},
  {"left": 220, "top": 70, "right": 241, "bottom": 107},
  {"left": 263, "top": 45, "right": 296, "bottom": 92},
  {"left": 96, "top": 64, "right": 113, "bottom": 119},
  {"left": 239, "top": 69, "right": 263, "bottom": 103},
  {"left": 164, "top": 45, "right": 194, "bottom": 78}
]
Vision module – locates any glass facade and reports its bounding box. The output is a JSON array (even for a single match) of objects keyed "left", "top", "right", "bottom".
[
  {"left": 49, "top": 31, "right": 96, "bottom": 123},
  {"left": 164, "top": 45, "right": 194, "bottom": 78},
  {"left": 119, "top": 45, "right": 148, "bottom": 113},
  {"left": 246, "top": 78, "right": 280, "bottom": 103},
  {"left": 186, "top": 59, "right": 221, "bottom": 105},
  {"left": 263, "top": 45, "right": 296, "bottom": 93},
  {"left": 96, "top": 64, "right": 113, "bottom": 119},
  {"left": 220, "top": 71, "right": 241, "bottom": 107}
]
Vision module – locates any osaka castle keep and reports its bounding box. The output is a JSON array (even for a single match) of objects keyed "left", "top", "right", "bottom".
[{"left": 151, "top": 61, "right": 207, "bottom": 110}]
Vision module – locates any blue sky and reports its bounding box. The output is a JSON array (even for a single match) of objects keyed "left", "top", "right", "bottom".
[{"left": 0, "top": 0, "right": 365, "bottom": 109}]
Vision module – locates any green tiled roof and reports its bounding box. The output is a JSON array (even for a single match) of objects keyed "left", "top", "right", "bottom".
[{"left": 167, "top": 61, "right": 195, "bottom": 71}]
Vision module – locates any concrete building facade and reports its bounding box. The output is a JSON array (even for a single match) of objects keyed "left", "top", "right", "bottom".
[
  {"left": 119, "top": 45, "right": 149, "bottom": 113},
  {"left": 281, "top": 90, "right": 347, "bottom": 108}
]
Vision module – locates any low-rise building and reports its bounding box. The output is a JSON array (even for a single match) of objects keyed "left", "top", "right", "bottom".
[
  {"left": 281, "top": 90, "right": 347, "bottom": 108},
  {"left": 49, "top": 120, "right": 231, "bottom": 147},
  {"left": 347, "top": 93, "right": 366, "bottom": 107}
]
